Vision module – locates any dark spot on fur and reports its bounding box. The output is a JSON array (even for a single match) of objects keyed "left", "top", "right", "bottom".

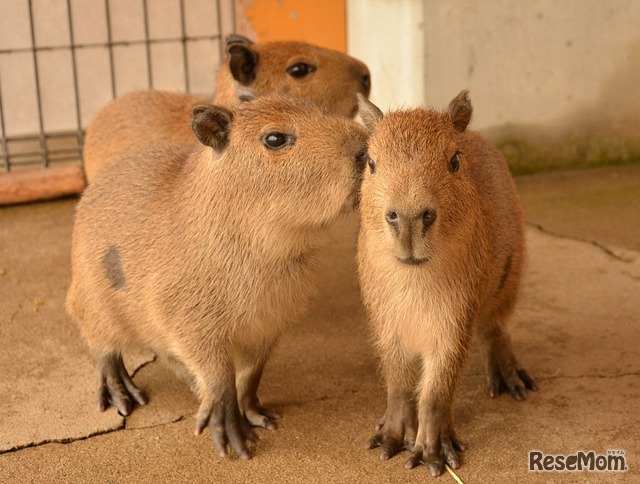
[
  {"left": 497, "top": 254, "right": 513, "bottom": 293},
  {"left": 293, "top": 252, "right": 307, "bottom": 266},
  {"left": 102, "top": 246, "right": 128, "bottom": 291}
]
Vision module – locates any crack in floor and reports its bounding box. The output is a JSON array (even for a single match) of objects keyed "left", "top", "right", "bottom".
[
  {"left": 126, "top": 413, "right": 190, "bottom": 432},
  {"left": 8, "top": 304, "right": 23, "bottom": 324},
  {"left": 528, "top": 223, "right": 635, "bottom": 263},
  {"left": 538, "top": 372, "right": 640, "bottom": 380},
  {"left": 0, "top": 414, "right": 191, "bottom": 456},
  {"left": 0, "top": 423, "right": 125, "bottom": 456},
  {"left": 130, "top": 353, "right": 157, "bottom": 377}
]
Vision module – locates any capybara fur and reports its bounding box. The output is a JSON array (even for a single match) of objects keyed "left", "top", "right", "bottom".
[
  {"left": 83, "top": 34, "right": 371, "bottom": 181},
  {"left": 357, "top": 91, "right": 537, "bottom": 476},
  {"left": 66, "top": 93, "right": 368, "bottom": 459}
]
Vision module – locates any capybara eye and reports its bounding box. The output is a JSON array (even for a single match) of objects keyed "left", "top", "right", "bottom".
[
  {"left": 449, "top": 152, "right": 460, "bottom": 172},
  {"left": 356, "top": 151, "right": 369, "bottom": 169},
  {"left": 262, "top": 132, "right": 290, "bottom": 150},
  {"left": 368, "top": 157, "right": 376, "bottom": 174},
  {"left": 361, "top": 73, "right": 371, "bottom": 92},
  {"left": 385, "top": 211, "right": 398, "bottom": 224},
  {"left": 286, "top": 62, "right": 317, "bottom": 78}
]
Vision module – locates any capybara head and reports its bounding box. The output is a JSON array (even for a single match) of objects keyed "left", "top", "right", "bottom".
[
  {"left": 192, "top": 93, "right": 369, "bottom": 227},
  {"left": 358, "top": 90, "right": 480, "bottom": 265},
  {"left": 218, "top": 35, "right": 371, "bottom": 118}
]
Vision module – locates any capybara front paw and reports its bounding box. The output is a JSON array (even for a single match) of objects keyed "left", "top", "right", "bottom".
[
  {"left": 366, "top": 432, "right": 413, "bottom": 461},
  {"left": 405, "top": 434, "right": 465, "bottom": 477},
  {"left": 97, "top": 354, "right": 147, "bottom": 416},
  {"left": 366, "top": 416, "right": 415, "bottom": 461},
  {"left": 366, "top": 402, "right": 417, "bottom": 461},
  {"left": 194, "top": 391, "right": 258, "bottom": 459},
  {"left": 488, "top": 362, "right": 538, "bottom": 400}
]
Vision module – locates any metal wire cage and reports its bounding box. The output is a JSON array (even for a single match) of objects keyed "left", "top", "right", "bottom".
[{"left": 0, "top": 0, "right": 235, "bottom": 203}]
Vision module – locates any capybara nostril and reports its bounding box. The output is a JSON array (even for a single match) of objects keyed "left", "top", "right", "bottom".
[
  {"left": 385, "top": 211, "right": 398, "bottom": 225},
  {"left": 422, "top": 209, "right": 437, "bottom": 229}
]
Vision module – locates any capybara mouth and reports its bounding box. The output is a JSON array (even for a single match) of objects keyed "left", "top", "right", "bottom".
[{"left": 395, "top": 255, "right": 430, "bottom": 266}]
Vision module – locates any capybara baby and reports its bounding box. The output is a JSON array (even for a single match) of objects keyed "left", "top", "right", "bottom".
[
  {"left": 83, "top": 34, "right": 371, "bottom": 181},
  {"left": 66, "top": 93, "right": 368, "bottom": 459},
  {"left": 357, "top": 91, "right": 537, "bottom": 476}
]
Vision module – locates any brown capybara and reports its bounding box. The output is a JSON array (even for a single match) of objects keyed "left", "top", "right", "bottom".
[
  {"left": 357, "top": 91, "right": 537, "bottom": 476},
  {"left": 66, "top": 93, "right": 369, "bottom": 459},
  {"left": 83, "top": 34, "right": 371, "bottom": 182}
]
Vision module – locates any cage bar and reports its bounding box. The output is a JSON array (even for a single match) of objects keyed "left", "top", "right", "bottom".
[
  {"left": 179, "top": 0, "right": 190, "bottom": 93},
  {"left": 27, "top": 0, "right": 48, "bottom": 167},
  {"left": 66, "top": 0, "right": 84, "bottom": 165},
  {"left": 142, "top": 0, "right": 153, "bottom": 89},
  {"left": 0, "top": 0, "right": 232, "bottom": 185},
  {"left": 104, "top": 0, "right": 117, "bottom": 99},
  {"left": 0, "top": 65, "right": 8, "bottom": 172}
]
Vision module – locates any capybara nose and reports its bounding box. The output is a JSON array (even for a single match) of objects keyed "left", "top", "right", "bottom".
[
  {"left": 422, "top": 209, "right": 437, "bottom": 230},
  {"left": 361, "top": 73, "right": 371, "bottom": 96}
]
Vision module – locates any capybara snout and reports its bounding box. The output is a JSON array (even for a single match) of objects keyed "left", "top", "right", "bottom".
[{"left": 383, "top": 207, "right": 439, "bottom": 264}]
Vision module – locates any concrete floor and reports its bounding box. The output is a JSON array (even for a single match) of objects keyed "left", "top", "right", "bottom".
[{"left": 1, "top": 164, "right": 638, "bottom": 483}]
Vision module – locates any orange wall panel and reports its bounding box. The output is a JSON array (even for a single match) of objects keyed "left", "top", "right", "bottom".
[{"left": 237, "top": 0, "right": 346, "bottom": 52}]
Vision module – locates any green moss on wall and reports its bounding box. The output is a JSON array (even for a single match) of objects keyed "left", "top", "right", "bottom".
[{"left": 491, "top": 131, "right": 640, "bottom": 176}]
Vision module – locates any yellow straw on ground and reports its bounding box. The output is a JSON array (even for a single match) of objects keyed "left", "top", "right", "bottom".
[{"left": 445, "top": 464, "right": 464, "bottom": 484}]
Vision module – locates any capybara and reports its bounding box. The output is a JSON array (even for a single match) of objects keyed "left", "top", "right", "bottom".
[
  {"left": 66, "top": 93, "right": 369, "bottom": 459},
  {"left": 357, "top": 91, "right": 537, "bottom": 476},
  {"left": 83, "top": 34, "right": 371, "bottom": 181}
]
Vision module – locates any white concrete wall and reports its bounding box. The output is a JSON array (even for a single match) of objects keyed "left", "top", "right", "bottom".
[
  {"left": 348, "top": 0, "right": 640, "bottom": 135},
  {"left": 422, "top": 0, "right": 640, "bottom": 132},
  {"left": 347, "top": 0, "right": 425, "bottom": 110}
]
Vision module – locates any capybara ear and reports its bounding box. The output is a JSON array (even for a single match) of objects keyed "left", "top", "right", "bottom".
[
  {"left": 192, "top": 105, "right": 233, "bottom": 153},
  {"left": 447, "top": 90, "right": 473, "bottom": 133},
  {"left": 357, "top": 93, "right": 383, "bottom": 132},
  {"left": 236, "top": 86, "right": 260, "bottom": 103},
  {"left": 227, "top": 37, "right": 259, "bottom": 86},
  {"left": 225, "top": 34, "right": 253, "bottom": 48}
]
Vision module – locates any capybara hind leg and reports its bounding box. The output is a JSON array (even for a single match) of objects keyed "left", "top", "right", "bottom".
[
  {"left": 366, "top": 345, "right": 418, "bottom": 461},
  {"left": 194, "top": 385, "right": 257, "bottom": 460},
  {"left": 96, "top": 352, "right": 147, "bottom": 416},
  {"left": 479, "top": 322, "right": 538, "bottom": 400},
  {"left": 235, "top": 344, "right": 279, "bottom": 430}
]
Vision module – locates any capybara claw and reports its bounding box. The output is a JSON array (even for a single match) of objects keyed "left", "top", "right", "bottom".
[{"left": 97, "top": 353, "right": 146, "bottom": 416}]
